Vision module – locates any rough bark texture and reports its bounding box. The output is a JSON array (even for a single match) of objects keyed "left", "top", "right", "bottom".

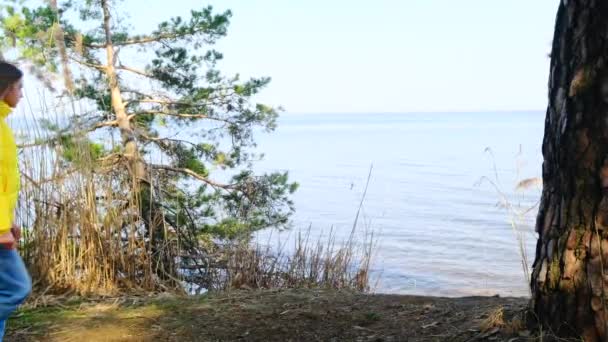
[{"left": 531, "top": 1, "right": 608, "bottom": 341}]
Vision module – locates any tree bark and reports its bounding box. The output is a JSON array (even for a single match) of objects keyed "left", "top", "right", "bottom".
[
  {"left": 100, "top": 0, "right": 145, "bottom": 181},
  {"left": 531, "top": 1, "right": 608, "bottom": 341}
]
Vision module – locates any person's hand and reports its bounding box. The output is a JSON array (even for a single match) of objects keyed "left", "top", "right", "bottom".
[
  {"left": 11, "top": 223, "right": 21, "bottom": 241},
  {"left": 0, "top": 231, "right": 15, "bottom": 250}
]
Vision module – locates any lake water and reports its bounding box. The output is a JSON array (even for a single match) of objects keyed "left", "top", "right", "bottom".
[{"left": 253, "top": 112, "right": 545, "bottom": 298}]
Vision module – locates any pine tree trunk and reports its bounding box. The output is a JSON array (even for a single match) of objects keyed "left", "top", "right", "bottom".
[
  {"left": 531, "top": 2, "right": 608, "bottom": 340},
  {"left": 100, "top": 0, "right": 145, "bottom": 181},
  {"left": 98, "top": 0, "right": 177, "bottom": 287}
]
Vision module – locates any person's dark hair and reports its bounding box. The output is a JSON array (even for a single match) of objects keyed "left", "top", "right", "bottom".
[{"left": 0, "top": 62, "right": 23, "bottom": 95}]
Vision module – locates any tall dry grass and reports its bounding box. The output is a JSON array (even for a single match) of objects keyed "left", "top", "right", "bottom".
[
  {"left": 15, "top": 95, "right": 164, "bottom": 295},
  {"left": 476, "top": 147, "right": 541, "bottom": 294},
  {"left": 13, "top": 94, "right": 376, "bottom": 296},
  {"left": 209, "top": 227, "right": 375, "bottom": 293},
  {"left": 187, "top": 166, "right": 377, "bottom": 293}
]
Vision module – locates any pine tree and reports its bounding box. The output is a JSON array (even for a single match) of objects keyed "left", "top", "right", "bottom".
[{"left": 0, "top": 0, "right": 297, "bottom": 291}]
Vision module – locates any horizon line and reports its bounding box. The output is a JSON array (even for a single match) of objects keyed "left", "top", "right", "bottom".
[{"left": 281, "top": 109, "right": 546, "bottom": 115}]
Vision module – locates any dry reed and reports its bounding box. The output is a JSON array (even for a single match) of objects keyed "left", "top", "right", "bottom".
[{"left": 14, "top": 94, "right": 376, "bottom": 296}]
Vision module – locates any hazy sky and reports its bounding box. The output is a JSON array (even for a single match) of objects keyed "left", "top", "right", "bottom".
[{"left": 116, "top": 1, "right": 558, "bottom": 113}]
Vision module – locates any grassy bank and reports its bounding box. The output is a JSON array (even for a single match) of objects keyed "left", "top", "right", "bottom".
[{"left": 6, "top": 289, "right": 530, "bottom": 342}]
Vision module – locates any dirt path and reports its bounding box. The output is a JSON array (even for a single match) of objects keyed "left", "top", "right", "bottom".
[{"left": 7, "top": 289, "right": 531, "bottom": 341}]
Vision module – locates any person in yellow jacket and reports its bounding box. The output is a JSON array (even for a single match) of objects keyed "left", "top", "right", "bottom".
[{"left": 0, "top": 62, "right": 31, "bottom": 340}]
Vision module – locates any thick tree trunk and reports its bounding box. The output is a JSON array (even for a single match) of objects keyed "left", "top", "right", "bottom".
[{"left": 531, "top": 2, "right": 608, "bottom": 341}]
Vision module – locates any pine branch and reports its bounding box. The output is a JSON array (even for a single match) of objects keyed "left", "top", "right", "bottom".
[
  {"left": 70, "top": 56, "right": 106, "bottom": 71},
  {"left": 117, "top": 64, "right": 153, "bottom": 78},
  {"left": 129, "top": 99, "right": 192, "bottom": 106},
  {"left": 123, "top": 88, "right": 239, "bottom": 108},
  {"left": 149, "top": 164, "right": 234, "bottom": 189},
  {"left": 130, "top": 111, "right": 233, "bottom": 124},
  {"left": 138, "top": 133, "right": 197, "bottom": 148},
  {"left": 85, "top": 28, "right": 217, "bottom": 49}
]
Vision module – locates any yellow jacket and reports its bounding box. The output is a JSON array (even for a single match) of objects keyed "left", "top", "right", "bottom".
[{"left": 0, "top": 101, "right": 19, "bottom": 234}]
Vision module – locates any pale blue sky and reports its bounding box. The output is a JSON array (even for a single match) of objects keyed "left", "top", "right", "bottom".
[{"left": 123, "top": 1, "right": 558, "bottom": 113}]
